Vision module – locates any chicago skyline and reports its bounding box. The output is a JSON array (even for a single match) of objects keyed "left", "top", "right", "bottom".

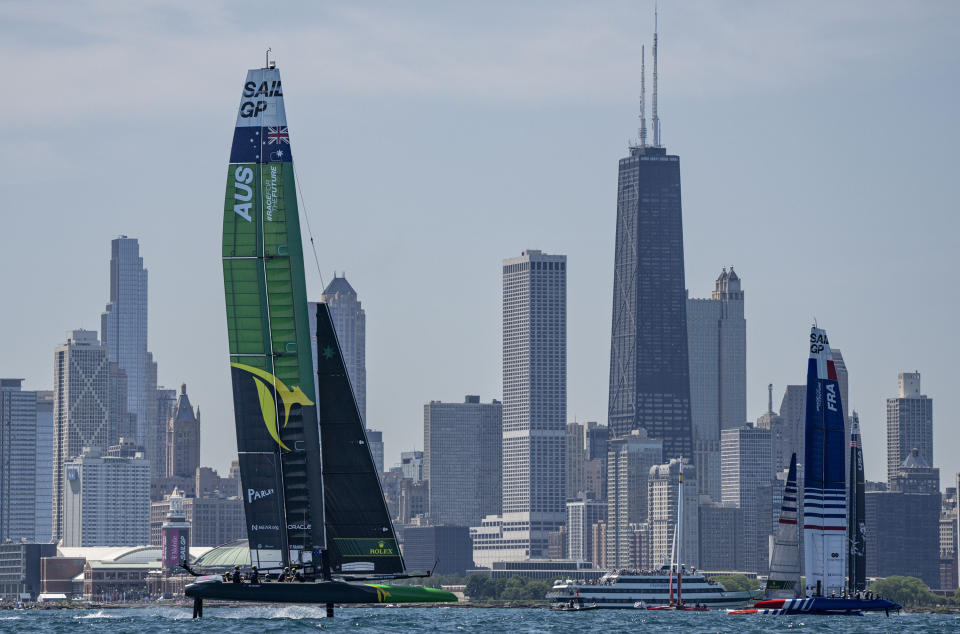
[
  {"left": 2, "top": 4, "right": 957, "bottom": 483},
  {"left": 0, "top": 4, "right": 955, "bottom": 610}
]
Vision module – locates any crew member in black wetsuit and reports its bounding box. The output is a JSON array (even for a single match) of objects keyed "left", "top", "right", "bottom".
[
  {"left": 250, "top": 566, "right": 260, "bottom": 584},
  {"left": 231, "top": 565, "right": 242, "bottom": 584}
]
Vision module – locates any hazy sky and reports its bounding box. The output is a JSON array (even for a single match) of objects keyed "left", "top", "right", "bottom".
[{"left": 2, "top": 1, "right": 958, "bottom": 484}]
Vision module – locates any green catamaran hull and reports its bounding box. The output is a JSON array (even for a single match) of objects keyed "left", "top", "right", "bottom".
[{"left": 184, "top": 577, "right": 456, "bottom": 604}]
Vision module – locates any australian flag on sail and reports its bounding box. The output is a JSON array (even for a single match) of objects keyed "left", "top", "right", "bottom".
[{"left": 230, "top": 126, "right": 293, "bottom": 163}]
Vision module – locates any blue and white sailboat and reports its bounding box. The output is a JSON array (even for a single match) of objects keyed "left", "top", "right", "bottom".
[
  {"left": 733, "top": 326, "right": 900, "bottom": 616},
  {"left": 802, "top": 326, "right": 847, "bottom": 597}
]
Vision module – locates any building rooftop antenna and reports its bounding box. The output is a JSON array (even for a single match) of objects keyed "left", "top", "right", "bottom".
[
  {"left": 639, "top": 45, "right": 648, "bottom": 148},
  {"left": 652, "top": 3, "right": 661, "bottom": 147}
]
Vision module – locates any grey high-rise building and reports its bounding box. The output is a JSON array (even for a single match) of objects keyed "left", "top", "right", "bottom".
[
  {"left": 567, "top": 499, "right": 607, "bottom": 563},
  {"left": 607, "top": 132, "right": 693, "bottom": 461},
  {"left": 566, "top": 422, "right": 585, "bottom": 501},
  {"left": 52, "top": 330, "right": 132, "bottom": 542},
  {"left": 721, "top": 423, "right": 772, "bottom": 574},
  {"left": 585, "top": 422, "right": 609, "bottom": 461},
  {"left": 100, "top": 237, "right": 159, "bottom": 475},
  {"left": 698, "top": 501, "right": 744, "bottom": 571},
  {"left": 687, "top": 267, "right": 746, "bottom": 501},
  {"left": 62, "top": 446, "right": 150, "bottom": 547},
  {"left": 886, "top": 372, "right": 933, "bottom": 487},
  {"left": 500, "top": 250, "right": 566, "bottom": 559},
  {"left": 774, "top": 384, "right": 806, "bottom": 474},
  {"left": 165, "top": 384, "right": 200, "bottom": 479},
  {"left": 583, "top": 422, "right": 608, "bottom": 502},
  {"left": 605, "top": 430, "right": 663, "bottom": 567},
  {"left": 425, "top": 396, "right": 502, "bottom": 528},
  {"left": 35, "top": 391, "right": 53, "bottom": 542},
  {"left": 155, "top": 386, "right": 176, "bottom": 473},
  {"left": 866, "top": 450, "right": 941, "bottom": 588},
  {"left": 757, "top": 384, "right": 791, "bottom": 476},
  {"left": 366, "top": 429, "right": 384, "bottom": 474},
  {"left": 320, "top": 275, "right": 367, "bottom": 424},
  {"left": 0, "top": 379, "right": 53, "bottom": 542}
]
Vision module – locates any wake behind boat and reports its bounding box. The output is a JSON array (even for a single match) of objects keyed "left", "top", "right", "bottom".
[{"left": 184, "top": 55, "right": 455, "bottom": 617}]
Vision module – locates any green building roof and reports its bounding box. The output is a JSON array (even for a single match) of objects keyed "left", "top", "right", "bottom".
[{"left": 191, "top": 539, "right": 250, "bottom": 569}]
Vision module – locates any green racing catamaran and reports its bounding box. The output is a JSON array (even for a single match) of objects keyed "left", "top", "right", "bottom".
[{"left": 183, "top": 55, "right": 455, "bottom": 617}]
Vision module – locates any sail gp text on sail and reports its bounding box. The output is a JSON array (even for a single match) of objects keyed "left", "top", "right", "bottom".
[{"left": 239, "top": 80, "right": 283, "bottom": 118}]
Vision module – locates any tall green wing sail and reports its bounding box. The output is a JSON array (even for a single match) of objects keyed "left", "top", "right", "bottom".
[{"left": 223, "top": 66, "right": 325, "bottom": 569}]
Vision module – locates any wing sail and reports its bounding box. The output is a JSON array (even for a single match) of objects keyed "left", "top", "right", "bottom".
[
  {"left": 802, "top": 327, "right": 847, "bottom": 596},
  {"left": 310, "top": 302, "right": 405, "bottom": 575},
  {"left": 223, "top": 66, "right": 326, "bottom": 569}
]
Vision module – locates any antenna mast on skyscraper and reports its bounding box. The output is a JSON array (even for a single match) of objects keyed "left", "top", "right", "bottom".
[
  {"left": 639, "top": 45, "right": 648, "bottom": 148},
  {"left": 652, "top": 3, "right": 661, "bottom": 148}
]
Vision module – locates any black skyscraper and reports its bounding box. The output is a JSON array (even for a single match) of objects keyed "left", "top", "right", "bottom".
[
  {"left": 607, "top": 11, "right": 693, "bottom": 460},
  {"left": 607, "top": 144, "right": 693, "bottom": 459}
]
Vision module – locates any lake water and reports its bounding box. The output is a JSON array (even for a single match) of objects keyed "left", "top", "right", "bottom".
[{"left": 0, "top": 605, "right": 956, "bottom": 632}]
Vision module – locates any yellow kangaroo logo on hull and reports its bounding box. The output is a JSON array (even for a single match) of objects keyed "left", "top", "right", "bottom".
[{"left": 231, "top": 362, "right": 314, "bottom": 451}]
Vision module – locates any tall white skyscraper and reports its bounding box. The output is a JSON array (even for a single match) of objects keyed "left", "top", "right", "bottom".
[
  {"left": 472, "top": 250, "right": 566, "bottom": 565},
  {"left": 101, "top": 237, "right": 159, "bottom": 474},
  {"left": 886, "top": 372, "right": 933, "bottom": 488},
  {"left": 687, "top": 267, "right": 746, "bottom": 501},
  {"left": 321, "top": 275, "right": 367, "bottom": 424},
  {"left": 52, "top": 330, "right": 130, "bottom": 541},
  {"left": 502, "top": 250, "right": 566, "bottom": 555}
]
